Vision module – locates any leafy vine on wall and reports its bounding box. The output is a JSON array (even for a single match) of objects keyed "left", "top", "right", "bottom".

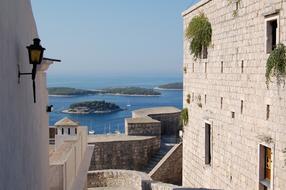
[
  {"left": 266, "top": 43, "right": 286, "bottom": 88},
  {"left": 185, "top": 13, "right": 212, "bottom": 59}
]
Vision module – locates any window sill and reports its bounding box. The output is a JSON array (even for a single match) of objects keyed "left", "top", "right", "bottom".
[{"left": 260, "top": 179, "right": 270, "bottom": 188}]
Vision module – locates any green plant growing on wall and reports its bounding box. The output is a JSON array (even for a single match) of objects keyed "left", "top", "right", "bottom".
[
  {"left": 227, "top": 0, "right": 241, "bottom": 17},
  {"left": 180, "top": 108, "right": 189, "bottom": 126},
  {"left": 185, "top": 13, "right": 212, "bottom": 59},
  {"left": 266, "top": 43, "right": 286, "bottom": 88}
]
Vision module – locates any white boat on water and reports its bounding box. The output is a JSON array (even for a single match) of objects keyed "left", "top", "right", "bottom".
[{"left": 88, "top": 130, "right": 95, "bottom": 135}]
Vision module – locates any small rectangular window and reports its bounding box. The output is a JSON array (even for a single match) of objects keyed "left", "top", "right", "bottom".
[
  {"left": 241, "top": 60, "right": 244, "bottom": 73},
  {"left": 241, "top": 100, "right": 244, "bottom": 114},
  {"left": 192, "top": 62, "right": 195, "bottom": 73},
  {"left": 231, "top": 111, "right": 235, "bottom": 119},
  {"left": 68, "top": 128, "right": 71, "bottom": 135},
  {"left": 75, "top": 128, "right": 77, "bottom": 134},
  {"left": 205, "top": 62, "right": 207, "bottom": 73},
  {"left": 266, "top": 105, "right": 270, "bottom": 120},
  {"left": 221, "top": 61, "right": 224, "bottom": 73},
  {"left": 221, "top": 97, "right": 223, "bottom": 109},
  {"left": 62, "top": 128, "right": 64, "bottom": 135},
  {"left": 266, "top": 17, "right": 278, "bottom": 53},
  {"left": 192, "top": 92, "right": 194, "bottom": 102},
  {"left": 205, "top": 94, "right": 207, "bottom": 105},
  {"left": 205, "top": 123, "right": 211, "bottom": 165}
]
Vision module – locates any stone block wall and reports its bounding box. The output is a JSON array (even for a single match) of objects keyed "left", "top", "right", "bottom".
[
  {"left": 87, "top": 170, "right": 152, "bottom": 190},
  {"left": 148, "top": 113, "right": 181, "bottom": 136},
  {"left": 149, "top": 143, "right": 182, "bottom": 185},
  {"left": 88, "top": 136, "right": 160, "bottom": 171},
  {"left": 182, "top": 0, "right": 286, "bottom": 190},
  {"left": 130, "top": 107, "right": 182, "bottom": 137},
  {"left": 87, "top": 170, "right": 213, "bottom": 190},
  {"left": 125, "top": 118, "right": 161, "bottom": 136}
]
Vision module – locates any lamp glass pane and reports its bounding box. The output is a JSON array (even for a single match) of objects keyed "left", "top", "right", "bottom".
[{"left": 31, "top": 49, "right": 41, "bottom": 63}]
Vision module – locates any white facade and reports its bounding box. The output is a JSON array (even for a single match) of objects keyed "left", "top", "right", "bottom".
[
  {"left": 182, "top": 0, "right": 286, "bottom": 190},
  {"left": 0, "top": 0, "right": 50, "bottom": 190}
]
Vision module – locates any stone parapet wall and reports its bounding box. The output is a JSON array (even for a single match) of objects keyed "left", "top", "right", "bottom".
[
  {"left": 149, "top": 143, "right": 182, "bottom": 185},
  {"left": 88, "top": 135, "right": 160, "bottom": 171},
  {"left": 87, "top": 170, "right": 213, "bottom": 190},
  {"left": 150, "top": 182, "right": 213, "bottom": 190},
  {"left": 128, "top": 107, "right": 182, "bottom": 136},
  {"left": 87, "top": 170, "right": 152, "bottom": 190},
  {"left": 125, "top": 118, "right": 161, "bottom": 136},
  {"left": 182, "top": 0, "right": 286, "bottom": 190},
  {"left": 148, "top": 112, "right": 181, "bottom": 136}
]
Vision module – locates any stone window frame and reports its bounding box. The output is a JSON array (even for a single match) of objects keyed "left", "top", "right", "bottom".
[
  {"left": 258, "top": 142, "right": 275, "bottom": 190},
  {"left": 265, "top": 14, "right": 280, "bottom": 54}
]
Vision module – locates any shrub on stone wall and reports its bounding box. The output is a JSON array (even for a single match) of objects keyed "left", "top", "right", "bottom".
[
  {"left": 266, "top": 43, "right": 286, "bottom": 88},
  {"left": 185, "top": 13, "right": 212, "bottom": 59},
  {"left": 180, "top": 108, "right": 189, "bottom": 126}
]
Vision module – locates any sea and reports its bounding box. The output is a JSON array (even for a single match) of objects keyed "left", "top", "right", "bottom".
[{"left": 48, "top": 75, "right": 183, "bottom": 134}]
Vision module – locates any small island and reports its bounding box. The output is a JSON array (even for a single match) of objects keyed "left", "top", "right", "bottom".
[
  {"left": 48, "top": 87, "right": 98, "bottom": 96},
  {"left": 48, "top": 87, "right": 161, "bottom": 96},
  {"left": 62, "top": 100, "right": 122, "bottom": 114},
  {"left": 101, "top": 87, "right": 161, "bottom": 96},
  {"left": 156, "top": 82, "right": 183, "bottom": 90}
]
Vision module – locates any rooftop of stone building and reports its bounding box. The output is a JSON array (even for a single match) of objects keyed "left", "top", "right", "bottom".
[
  {"left": 132, "top": 106, "right": 181, "bottom": 118},
  {"left": 49, "top": 141, "right": 75, "bottom": 164},
  {"left": 55, "top": 117, "right": 79, "bottom": 127},
  {"left": 88, "top": 134, "right": 156, "bottom": 143},
  {"left": 125, "top": 117, "right": 160, "bottom": 123},
  {"left": 182, "top": 0, "right": 210, "bottom": 16}
]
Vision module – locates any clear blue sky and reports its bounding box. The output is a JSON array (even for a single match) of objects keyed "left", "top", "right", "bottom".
[{"left": 31, "top": 1, "right": 197, "bottom": 78}]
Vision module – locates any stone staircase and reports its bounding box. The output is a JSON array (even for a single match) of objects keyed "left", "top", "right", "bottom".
[{"left": 142, "top": 136, "right": 178, "bottom": 173}]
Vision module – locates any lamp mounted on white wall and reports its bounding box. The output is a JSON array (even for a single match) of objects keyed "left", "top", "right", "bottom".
[{"left": 18, "top": 38, "right": 46, "bottom": 103}]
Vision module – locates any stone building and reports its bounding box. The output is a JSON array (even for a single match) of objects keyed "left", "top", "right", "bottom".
[
  {"left": 182, "top": 0, "right": 286, "bottom": 190},
  {"left": 49, "top": 118, "right": 94, "bottom": 190},
  {"left": 0, "top": 0, "right": 57, "bottom": 189}
]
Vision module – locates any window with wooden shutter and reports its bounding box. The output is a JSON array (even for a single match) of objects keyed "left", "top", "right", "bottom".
[{"left": 259, "top": 144, "right": 273, "bottom": 190}]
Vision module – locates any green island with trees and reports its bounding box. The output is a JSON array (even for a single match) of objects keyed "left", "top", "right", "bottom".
[
  {"left": 62, "top": 100, "right": 122, "bottom": 114},
  {"left": 157, "top": 82, "right": 183, "bottom": 90},
  {"left": 48, "top": 87, "right": 161, "bottom": 96}
]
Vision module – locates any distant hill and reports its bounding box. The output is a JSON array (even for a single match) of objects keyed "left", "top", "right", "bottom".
[
  {"left": 48, "top": 87, "right": 161, "bottom": 96},
  {"left": 48, "top": 87, "right": 98, "bottom": 96},
  {"left": 157, "top": 82, "right": 183, "bottom": 90},
  {"left": 101, "top": 87, "right": 161, "bottom": 96}
]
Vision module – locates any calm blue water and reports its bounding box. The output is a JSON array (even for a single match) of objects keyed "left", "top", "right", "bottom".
[{"left": 48, "top": 76, "right": 182, "bottom": 134}]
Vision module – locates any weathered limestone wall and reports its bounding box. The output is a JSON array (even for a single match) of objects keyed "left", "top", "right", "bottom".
[
  {"left": 182, "top": 0, "right": 286, "bottom": 189},
  {"left": 149, "top": 143, "right": 182, "bottom": 185},
  {"left": 87, "top": 170, "right": 152, "bottom": 190},
  {"left": 148, "top": 113, "right": 181, "bottom": 136},
  {"left": 125, "top": 118, "right": 161, "bottom": 136},
  {"left": 88, "top": 135, "right": 160, "bottom": 171},
  {"left": 131, "top": 107, "right": 182, "bottom": 136},
  {"left": 87, "top": 170, "right": 212, "bottom": 190},
  {"left": 0, "top": 1, "right": 49, "bottom": 189}
]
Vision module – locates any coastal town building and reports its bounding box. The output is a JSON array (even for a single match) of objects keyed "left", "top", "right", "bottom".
[
  {"left": 0, "top": 0, "right": 57, "bottom": 189},
  {"left": 49, "top": 118, "right": 93, "bottom": 190},
  {"left": 182, "top": 0, "right": 286, "bottom": 190}
]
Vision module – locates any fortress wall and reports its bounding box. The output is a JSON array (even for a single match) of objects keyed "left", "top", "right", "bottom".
[
  {"left": 88, "top": 135, "right": 160, "bottom": 171},
  {"left": 183, "top": 0, "right": 286, "bottom": 189}
]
